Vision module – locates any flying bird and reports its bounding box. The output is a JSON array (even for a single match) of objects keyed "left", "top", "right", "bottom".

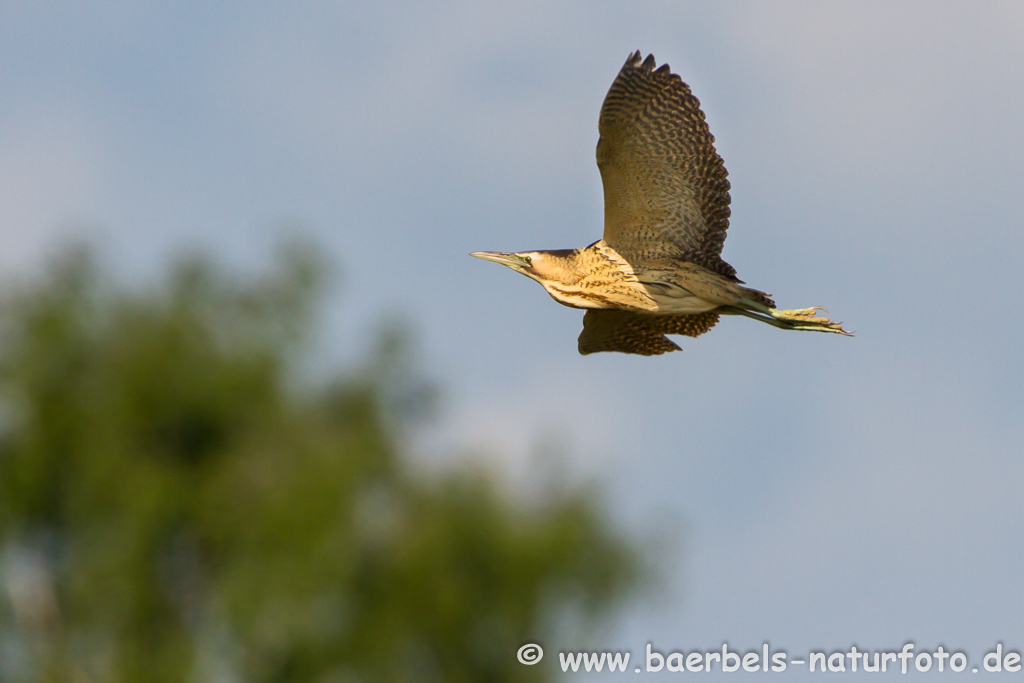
[{"left": 472, "top": 51, "right": 851, "bottom": 355}]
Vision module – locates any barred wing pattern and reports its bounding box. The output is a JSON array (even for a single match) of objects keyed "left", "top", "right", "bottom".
[
  {"left": 597, "top": 51, "right": 737, "bottom": 280},
  {"left": 578, "top": 310, "right": 720, "bottom": 356}
]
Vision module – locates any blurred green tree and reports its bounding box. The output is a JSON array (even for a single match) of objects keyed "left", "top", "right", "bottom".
[{"left": 0, "top": 246, "right": 639, "bottom": 682}]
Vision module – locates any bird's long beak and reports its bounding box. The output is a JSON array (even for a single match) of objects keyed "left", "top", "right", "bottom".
[{"left": 470, "top": 251, "right": 528, "bottom": 269}]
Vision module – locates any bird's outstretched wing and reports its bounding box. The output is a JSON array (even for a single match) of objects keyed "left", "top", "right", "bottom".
[
  {"left": 597, "top": 51, "right": 736, "bottom": 280},
  {"left": 578, "top": 309, "right": 719, "bottom": 356}
]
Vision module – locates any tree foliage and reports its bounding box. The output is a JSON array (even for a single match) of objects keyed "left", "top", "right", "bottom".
[{"left": 0, "top": 247, "right": 638, "bottom": 682}]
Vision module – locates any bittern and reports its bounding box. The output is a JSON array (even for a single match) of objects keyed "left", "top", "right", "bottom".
[{"left": 472, "top": 51, "right": 851, "bottom": 356}]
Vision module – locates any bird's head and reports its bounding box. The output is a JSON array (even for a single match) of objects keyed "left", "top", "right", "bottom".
[{"left": 470, "top": 250, "right": 578, "bottom": 286}]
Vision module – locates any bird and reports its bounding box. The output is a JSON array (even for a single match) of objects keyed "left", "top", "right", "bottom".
[{"left": 471, "top": 51, "right": 851, "bottom": 356}]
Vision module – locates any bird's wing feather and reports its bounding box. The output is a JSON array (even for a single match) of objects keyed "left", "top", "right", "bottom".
[
  {"left": 578, "top": 309, "right": 719, "bottom": 356},
  {"left": 597, "top": 51, "right": 736, "bottom": 279}
]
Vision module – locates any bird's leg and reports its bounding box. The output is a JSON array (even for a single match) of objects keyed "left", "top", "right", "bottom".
[
  {"left": 727, "top": 302, "right": 854, "bottom": 336},
  {"left": 770, "top": 306, "right": 852, "bottom": 335}
]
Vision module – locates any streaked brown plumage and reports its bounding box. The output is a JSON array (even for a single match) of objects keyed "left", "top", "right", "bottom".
[
  {"left": 578, "top": 310, "right": 721, "bottom": 356},
  {"left": 472, "top": 51, "right": 851, "bottom": 355},
  {"left": 597, "top": 51, "right": 734, "bottom": 278}
]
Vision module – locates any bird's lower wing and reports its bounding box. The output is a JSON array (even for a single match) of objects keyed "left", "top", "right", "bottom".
[{"left": 578, "top": 310, "right": 719, "bottom": 356}]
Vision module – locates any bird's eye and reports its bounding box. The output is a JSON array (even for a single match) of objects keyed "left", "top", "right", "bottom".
[{"left": 524, "top": 256, "right": 533, "bottom": 266}]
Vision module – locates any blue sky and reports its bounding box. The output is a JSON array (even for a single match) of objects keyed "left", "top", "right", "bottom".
[{"left": 3, "top": 2, "right": 1023, "bottom": 678}]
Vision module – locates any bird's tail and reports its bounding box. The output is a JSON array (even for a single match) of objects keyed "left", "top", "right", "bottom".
[{"left": 740, "top": 286, "right": 775, "bottom": 309}]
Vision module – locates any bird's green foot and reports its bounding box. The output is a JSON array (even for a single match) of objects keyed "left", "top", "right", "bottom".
[
  {"left": 771, "top": 307, "right": 853, "bottom": 335},
  {"left": 774, "top": 306, "right": 826, "bottom": 319}
]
